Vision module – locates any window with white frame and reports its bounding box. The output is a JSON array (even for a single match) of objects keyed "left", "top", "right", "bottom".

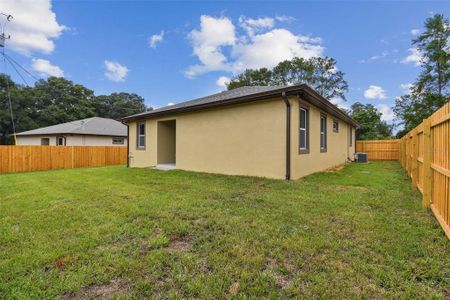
[
  {"left": 320, "top": 114, "right": 327, "bottom": 151},
  {"left": 299, "top": 106, "right": 309, "bottom": 153},
  {"left": 137, "top": 122, "right": 146, "bottom": 149},
  {"left": 57, "top": 136, "right": 66, "bottom": 146}
]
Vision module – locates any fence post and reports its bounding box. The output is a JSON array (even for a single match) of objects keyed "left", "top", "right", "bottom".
[
  {"left": 411, "top": 129, "right": 418, "bottom": 188},
  {"left": 422, "top": 118, "right": 432, "bottom": 208}
]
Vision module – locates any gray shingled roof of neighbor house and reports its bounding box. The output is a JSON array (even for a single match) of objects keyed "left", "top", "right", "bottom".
[
  {"left": 122, "top": 85, "right": 359, "bottom": 127},
  {"left": 16, "top": 117, "right": 127, "bottom": 137}
]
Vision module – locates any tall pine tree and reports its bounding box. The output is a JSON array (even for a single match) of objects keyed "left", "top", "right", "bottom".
[{"left": 394, "top": 14, "right": 450, "bottom": 136}]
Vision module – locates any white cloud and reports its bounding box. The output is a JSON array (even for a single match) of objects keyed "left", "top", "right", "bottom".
[
  {"left": 360, "top": 51, "right": 388, "bottom": 63},
  {"left": 167, "top": 102, "right": 175, "bottom": 106},
  {"left": 149, "top": 31, "right": 164, "bottom": 48},
  {"left": 2, "top": 0, "right": 66, "bottom": 55},
  {"left": 400, "top": 83, "right": 413, "bottom": 93},
  {"left": 364, "top": 85, "right": 387, "bottom": 100},
  {"left": 275, "top": 15, "right": 296, "bottom": 22},
  {"left": 330, "top": 97, "right": 349, "bottom": 110},
  {"left": 411, "top": 28, "right": 420, "bottom": 36},
  {"left": 232, "top": 29, "right": 323, "bottom": 72},
  {"left": 104, "top": 60, "right": 129, "bottom": 82},
  {"left": 216, "top": 76, "right": 230, "bottom": 89},
  {"left": 376, "top": 104, "right": 394, "bottom": 122},
  {"left": 239, "top": 16, "right": 274, "bottom": 36},
  {"left": 401, "top": 48, "right": 422, "bottom": 66},
  {"left": 185, "top": 15, "right": 323, "bottom": 78},
  {"left": 185, "top": 15, "right": 236, "bottom": 78},
  {"left": 31, "top": 58, "right": 63, "bottom": 77}
]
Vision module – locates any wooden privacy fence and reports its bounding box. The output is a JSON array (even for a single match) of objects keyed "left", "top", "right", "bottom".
[
  {"left": 356, "top": 140, "right": 399, "bottom": 160},
  {"left": 0, "top": 146, "right": 127, "bottom": 174},
  {"left": 399, "top": 101, "right": 450, "bottom": 240}
]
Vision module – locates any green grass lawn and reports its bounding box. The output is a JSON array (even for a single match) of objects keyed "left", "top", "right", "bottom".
[{"left": 0, "top": 162, "right": 449, "bottom": 299}]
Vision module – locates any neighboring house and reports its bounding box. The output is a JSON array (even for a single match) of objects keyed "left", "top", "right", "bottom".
[
  {"left": 122, "top": 85, "right": 359, "bottom": 180},
  {"left": 16, "top": 117, "right": 127, "bottom": 147}
]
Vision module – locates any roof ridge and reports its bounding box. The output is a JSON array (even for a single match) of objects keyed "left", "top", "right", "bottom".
[{"left": 16, "top": 117, "right": 127, "bottom": 136}]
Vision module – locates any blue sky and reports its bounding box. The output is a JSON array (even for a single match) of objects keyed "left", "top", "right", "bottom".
[{"left": 3, "top": 1, "right": 449, "bottom": 128}]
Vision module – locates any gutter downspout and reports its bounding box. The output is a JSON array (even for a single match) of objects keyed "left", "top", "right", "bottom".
[
  {"left": 122, "top": 121, "right": 130, "bottom": 168},
  {"left": 282, "top": 91, "right": 291, "bottom": 180}
]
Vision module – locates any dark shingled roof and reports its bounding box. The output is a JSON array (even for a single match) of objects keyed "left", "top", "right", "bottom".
[
  {"left": 122, "top": 85, "right": 359, "bottom": 128},
  {"left": 125, "top": 86, "right": 287, "bottom": 119},
  {"left": 16, "top": 117, "right": 127, "bottom": 137}
]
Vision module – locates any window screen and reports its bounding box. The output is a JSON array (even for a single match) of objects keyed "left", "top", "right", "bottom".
[
  {"left": 299, "top": 107, "right": 309, "bottom": 151},
  {"left": 137, "top": 122, "right": 146, "bottom": 149},
  {"left": 320, "top": 115, "right": 327, "bottom": 150}
]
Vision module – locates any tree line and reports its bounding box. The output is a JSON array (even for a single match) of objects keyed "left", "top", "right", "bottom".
[{"left": 0, "top": 76, "right": 150, "bottom": 144}]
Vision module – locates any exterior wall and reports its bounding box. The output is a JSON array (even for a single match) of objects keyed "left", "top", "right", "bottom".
[
  {"left": 127, "top": 96, "right": 356, "bottom": 180},
  {"left": 128, "top": 98, "right": 286, "bottom": 179},
  {"left": 16, "top": 135, "right": 127, "bottom": 146},
  {"left": 16, "top": 136, "right": 56, "bottom": 146},
  {"left": 290, "top": 96, "right": 355, "bottom": 179},
  {"left": 129, "top": 120, "right": 158, "bottom": 168}
]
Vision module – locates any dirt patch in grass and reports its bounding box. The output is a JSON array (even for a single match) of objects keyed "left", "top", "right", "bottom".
[
  {"left": 332, "top": 185, "right": 368, "bottom": 191},
  {"left": 229, "top": 281, "right": 239, "bottom": 294},
  {"left": 264, "top": 258, "right": 294, "bottom": 290},
  {"left": 167, "top": 236, "right": 190, "bottom": 253},
  {"left": 63, "top": 279, "right": 128, "bottom": 299},
  {"left": 325, "top": 165, "right": 345, "bottom": 173},
  {"left": 52, "top": 255, "right": 78, "bottom": 270},
  {"left": 275, "top": 275, "right": 292, "bottom": 289}
]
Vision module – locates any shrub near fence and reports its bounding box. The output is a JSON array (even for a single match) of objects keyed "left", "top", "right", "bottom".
[
  {"left": 399, "top": 101, "right": 450, "bottom": 240},
  {"left": 0, "top": 146, "right": 127, "bottom": 174},
  {"left": 355, "top": 140, "right": 399, "bottom": 160}
]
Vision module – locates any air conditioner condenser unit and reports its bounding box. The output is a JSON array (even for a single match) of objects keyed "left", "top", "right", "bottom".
[{"left": 354, "top": 152, "right": 368, "bottom": 163}]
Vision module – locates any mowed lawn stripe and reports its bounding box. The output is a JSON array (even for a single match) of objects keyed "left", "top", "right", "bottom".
[{"left": 0, "top": 162, "right": 448, "bottom": 299}]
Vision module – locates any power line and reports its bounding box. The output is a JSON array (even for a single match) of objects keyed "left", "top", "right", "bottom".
[
  {"left": 1, "top": 51, "right": 88, "bottom": 129},
  {"left": 2, "top": 52, "right": 40, "bottom": 82},
  {"left": 1, "top": 52, "right": 29, "bottom": 86}
]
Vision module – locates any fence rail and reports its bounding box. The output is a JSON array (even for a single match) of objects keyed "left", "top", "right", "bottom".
[
  {"left": 399, "top": 101, "right": 450, "bottom": 240},
  {"left": 355, "top": 140, "right": 399, "bottom": 160},
  {"left": 0, "top": 146, "right": 127, "bottom": 174}
]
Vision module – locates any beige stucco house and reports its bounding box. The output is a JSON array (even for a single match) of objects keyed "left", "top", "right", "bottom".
[
  {"left": 122, "top": 85, "right": 359, "bottom": 180},
  {"left": 16, "top": 117, "right": 127, "bottom": 147}
]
